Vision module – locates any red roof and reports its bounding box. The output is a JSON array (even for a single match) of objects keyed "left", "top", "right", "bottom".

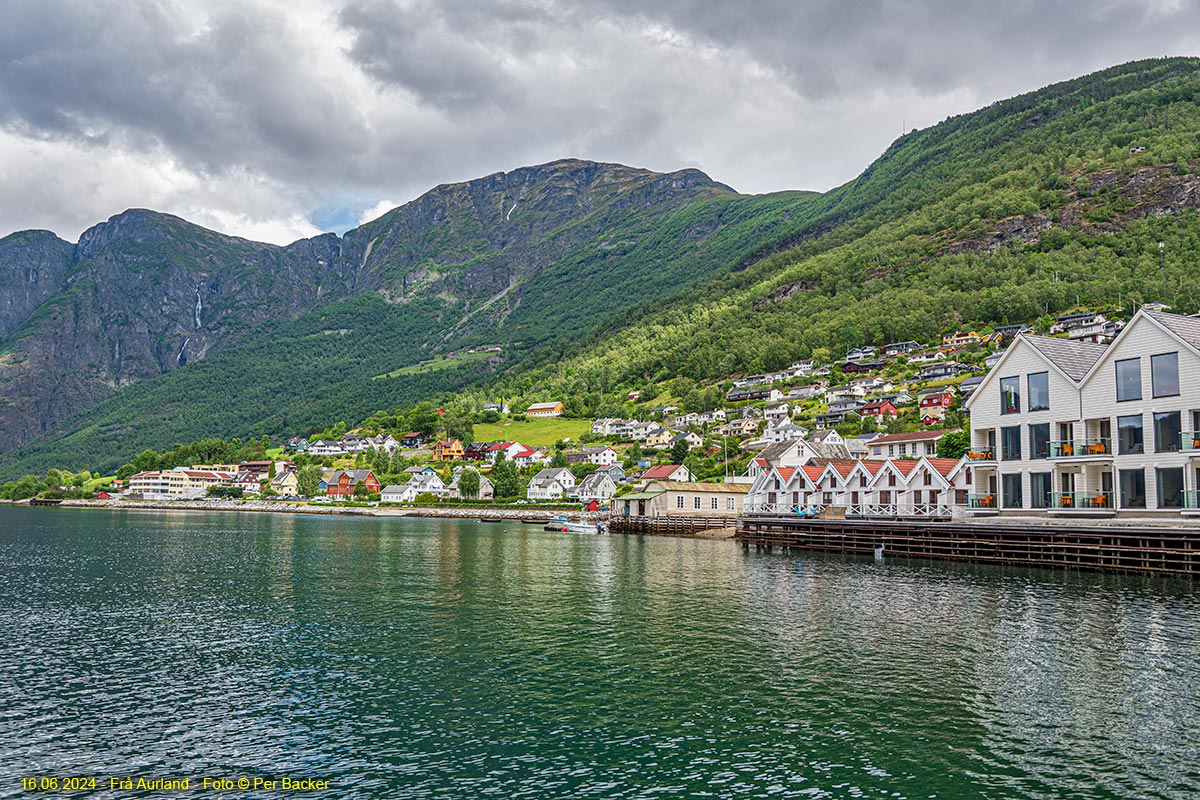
[
  {"left": 856, "top": 460, "right": 884, "bottom": 475},
  {"left": 776, "top": 467, "right": 796, "bottom": 482},
  {"left": 643, "top": 465, "right": 685, "bottom": 480},
  {"left": 924, "top": 457, "right": 962, "bottom": 478},
  {"left": 871, "top": 430, "right": 957, "bottom": 445},
  {"left": 827, "top": 460, "right": 858, "bottom": 477},
  {"left": 801, "top": 465, "right": 825, "bottom": 482},
  {"left": 891, "top": 460, "right": 920, "bottom": 476}
]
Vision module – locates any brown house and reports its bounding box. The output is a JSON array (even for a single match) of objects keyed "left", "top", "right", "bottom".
[{"left": 432, "top": 439, "right": 465, "bottom": 462}]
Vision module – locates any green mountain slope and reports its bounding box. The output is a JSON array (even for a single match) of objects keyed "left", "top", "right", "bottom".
[
  {"left": 0, "top": 162, "right": 818, "bottom": 477},
  {"left": 6, "top": 57, "right": 1200, "bottom": 477},
  {"left": 475, "top": 58, "right": 1200, "bottom": 410}
]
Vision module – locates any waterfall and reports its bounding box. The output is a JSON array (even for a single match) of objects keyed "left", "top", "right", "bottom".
[
  {"left": 194, "top": 286, "right": 203, "bottom": 329},
  {"left": 176, "top": 338, "right": 190, "bottom": 367}
]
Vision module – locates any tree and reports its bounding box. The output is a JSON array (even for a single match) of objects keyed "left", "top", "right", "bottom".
[
  {"left": 353, "top": 481, "right": 377, "bottom": 500},
  {"left": 550, "top": 451, "right": 569, "bottom": 468},
  {"left": 444, "top": 413, "right": 474, "bottom": 444},
  {"left": 267, "top": 461, "right": 277, "bottom": 480},
  {"left": 623, "top": 442, "right": 642, "bottom": 468},
  {"left": 811, "top": 347, "right": 832, "bottom": 365},
  {"left": 458, "top": 468, "right": 481, "bottom": 500},
  {"left": 670, "top": 438, "right": 690, "bottom": 464},
  {"left": 490, "top": 456, "right": 524, "bottom": 500},
  {"left": 937, "top": 429, "right": 970, "bottom": 460},
  {"left": 297, "top": 465, "right": 322, "bottom": 498}
]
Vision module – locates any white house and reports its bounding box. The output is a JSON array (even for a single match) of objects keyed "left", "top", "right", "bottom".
[
  {"left": 580, "top": 445, "right": 618, "bottom": 466},
  {"left": 576, "top": 472, "right": 617, "bottom": 504},
  {"left": 527, "top": 467, "right": 576, "bottom": 500}
]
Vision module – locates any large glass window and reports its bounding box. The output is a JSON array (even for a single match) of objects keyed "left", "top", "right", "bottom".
[
  {"left": 1116, "top": 358, "right": 1142, "bottom": 402},
  {"left": 1000, "top": 376, "right": 1020, "bottom": 414},
  {"left": 1151, "top": 352, "right": 1180, "bottom": 398},
  {"left": 1029, "top": 423, "right": 1050, "bottom": 460},
  {"left": 1120, "top": 469, "right": 1146, "bottom": 508},
  {"left": 1028, "top": 372, "right": 1050, "bottom": 411},
  {"left": 1156, "top": 467, "right": 1184, "bottom": 509},
  {"left": 1117, "top": 414, "right": 1144, "bottom": 455},
  {"left": 1002, "top": 426, "right": 1022, "bottom": 461},
  {"left": 1030, "top": 472, "right": 1051, "bottom": 508},
  {"left": 1002, "top": 474, "right": 1023, "bottom": 508},
  {"left": 1154, "top": 411, "right": 1181, "bottom": 453}
]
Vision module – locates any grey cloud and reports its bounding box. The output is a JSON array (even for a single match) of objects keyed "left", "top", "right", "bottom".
[
  {"left": 339, "top": 0, "right": 524, "bottom": 109},
  {"left": 1, "top": 0, "right": 1199, "bottom": 244},
  {"left": 0, "top": 1, "right": 368, "bottom": 179}
]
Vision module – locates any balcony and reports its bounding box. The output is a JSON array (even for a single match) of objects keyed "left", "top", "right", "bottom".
[
  {"left": 1182, "top": 491, "right": 1200, "bottom": 513},
  {"left": 1048, "top": 439, "right": 1112, "bottom": 459},
  {"left": 1048, "top": 491, "right": 1114, "bottom": 514},
  {"left": 1180, "top": 433, "right": 1200, "bottom": 452},
  {"left": 966, "top": 493, "right": 997, "bottom": 509},
  {"left": 966, "top": 448, "right": 995, "bottom": 462}
]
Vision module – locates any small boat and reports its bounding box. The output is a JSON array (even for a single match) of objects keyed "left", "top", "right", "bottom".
[
  {"left": 543, "top": 515, "right": 603, "bottom": 534},
  {"left": 478, "top": 517, "right": 507, "bottom": 523},
  {"left": 520, "top": 519, "right": 547, "bottom": 525}
]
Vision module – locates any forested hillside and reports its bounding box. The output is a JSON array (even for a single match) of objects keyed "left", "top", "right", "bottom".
[
  {"left": 3, "top": 57, "right": 1200, "bottom": 478},
  {"left": 0, "top": 163, "right": 818, "bottom": 477},
  {"left": 486, "top": 58, "right": 1200, "bottom": 407}
]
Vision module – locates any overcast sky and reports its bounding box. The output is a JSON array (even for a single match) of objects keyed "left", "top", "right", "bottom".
[{"left": 1, "top": 0, "right": 1198, "bottom": 245}]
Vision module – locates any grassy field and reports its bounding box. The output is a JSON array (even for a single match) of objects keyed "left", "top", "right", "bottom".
[
  {"left": 83, "top": 475, "right": 116, "bottom": 492},
  {"left": 373, "top": 350, "right": 494, "bottom": 380},
  {"left": 473, "top": 417, "right": 593, "bottom": 447}
]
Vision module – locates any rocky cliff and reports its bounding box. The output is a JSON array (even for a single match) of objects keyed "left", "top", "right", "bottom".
[{"left": 0, "top": 160, "right": 797, "bottom": 456}]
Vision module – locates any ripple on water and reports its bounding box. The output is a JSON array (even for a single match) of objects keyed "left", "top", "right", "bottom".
[{"left": 1, "top": 507, "right": 1199, "bottom": 799}]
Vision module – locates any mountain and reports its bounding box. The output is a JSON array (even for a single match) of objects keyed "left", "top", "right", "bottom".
[
  {"left": 5, "top": 57, "right": 1200, "bottom": 478},
  {"left": 0, "top": 160, "right": 817, "bottom": 475},
  {"left": 486, "top": 57, "right": 1200, "bottom": 406}
]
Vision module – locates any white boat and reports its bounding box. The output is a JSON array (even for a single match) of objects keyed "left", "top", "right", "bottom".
[{"left": 544, "top": 515, "right": 603, "bottom": 534}]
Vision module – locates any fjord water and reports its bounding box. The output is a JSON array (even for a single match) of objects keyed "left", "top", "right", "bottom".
[{"left": 3, "top": 508, "right": 1199, "bottom": 799}]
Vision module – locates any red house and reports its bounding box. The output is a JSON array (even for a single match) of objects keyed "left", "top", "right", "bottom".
[
  {"left": 323, "top": 469, "right": 381, "bottom": 498},
  {"left": 918, "top": 390, "right": 955, "bottom": 424},
  {"left": 859, "top": 399, "right": 899, "bottom": 420}
]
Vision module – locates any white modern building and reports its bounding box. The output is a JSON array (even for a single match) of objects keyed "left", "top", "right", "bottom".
[{"left": 963, "top": 308, "right": 1200, "bottom": 517}]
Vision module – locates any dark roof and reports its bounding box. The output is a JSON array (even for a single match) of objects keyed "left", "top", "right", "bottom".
[
  {"left": 1145, "top": 309, "right": 1200, "bottom": 352},
  {"left": 1021, "top": 334, "right": 1107, "bottom": 381}
]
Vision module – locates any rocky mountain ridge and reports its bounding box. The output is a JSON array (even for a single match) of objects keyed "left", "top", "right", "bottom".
[{"left": 0, "top": 159, "right": 796, "bottom": 455}]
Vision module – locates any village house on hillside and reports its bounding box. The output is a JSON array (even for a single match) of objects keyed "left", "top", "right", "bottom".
[
  {"left": 527, "top": 467, "right": 576, "bottom": 500},
  {"left": 448, "top": 467, "right": 493, "bottom": 501},
  {"left": 637, "top": 464, "right": 695, "bottom": 485},
  {"left": 431, "top": 439, "right": 465, "bottom": 462},
  {"left": 320, "top": 469, "right": 381, "bottom": 498},
  {"left": 866, "top": 430, "right": 951, "bottom": 460},
  {"left": 381, "top": 471, "right": 448, "bottom": 503},
  {"left": 526, "top": 401, "right": 566, "bottom": 418},
  {"left": 576, "top": 471, "right": 617, "bottom": 504}
]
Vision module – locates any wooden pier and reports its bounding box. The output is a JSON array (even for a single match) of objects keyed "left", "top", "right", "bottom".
[
  {"left": 608, "top": 515, "right": 736, "bottom": 538},
  {"left": 737, "top": 516, "right": 1200, "bottom": 576}
]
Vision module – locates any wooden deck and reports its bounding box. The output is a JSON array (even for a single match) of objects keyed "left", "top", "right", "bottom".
[
  {"left": 608, "top": 515, "right": 736, "bottom": 538},
  {"left": 737, "top": 516, "right": 1200, "bottom": 576}
]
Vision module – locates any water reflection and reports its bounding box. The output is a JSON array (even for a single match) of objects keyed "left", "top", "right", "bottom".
[{"left": 1, "top": 506, "right": 1198, "bottom": 800}]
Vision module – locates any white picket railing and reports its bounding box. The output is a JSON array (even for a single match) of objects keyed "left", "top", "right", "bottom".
[{"left": 744, "top": 500, "right": 955, "bottom": 520}]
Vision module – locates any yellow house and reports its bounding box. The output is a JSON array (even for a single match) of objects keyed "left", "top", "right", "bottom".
[
  {"left": 644, "top": 428, "right": 674, "bottom": 449},
  {"left": 270, "top": 469, "right": 299, "bottom": 494},
  {"left": 526, "top": 401, "right": 565, "bottom": 417}
]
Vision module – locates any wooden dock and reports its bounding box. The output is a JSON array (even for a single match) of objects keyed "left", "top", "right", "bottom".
[
  {"left": 608, "top": 515, "right": 736, "bottom": 538},
  {"left": 737, "top": 516, "right": 1200, "bottom": 576}
]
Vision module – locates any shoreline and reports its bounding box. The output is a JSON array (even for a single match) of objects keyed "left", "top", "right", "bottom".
[{"left": 6, "top": 498, "right": 602, "bottom": 522}]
